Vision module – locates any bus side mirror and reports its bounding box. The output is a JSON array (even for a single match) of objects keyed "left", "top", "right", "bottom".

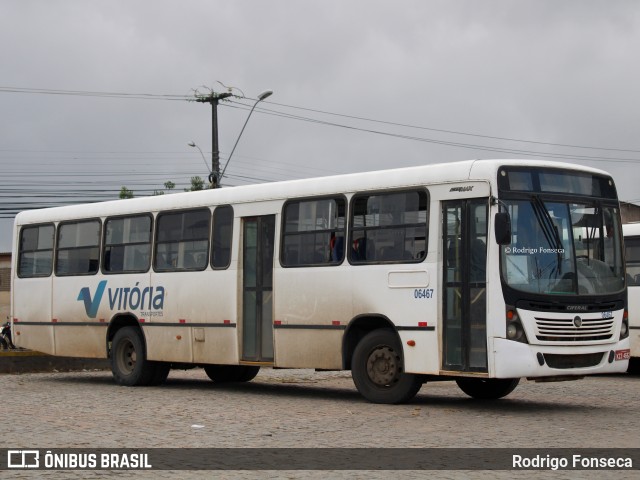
[{"left": 495, "top": 212, "right": 512, "bottom": 245}]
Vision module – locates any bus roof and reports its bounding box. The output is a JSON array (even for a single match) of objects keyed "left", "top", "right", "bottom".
[{"left": 14, "top": 159, "right": 611, "bottom": 225}]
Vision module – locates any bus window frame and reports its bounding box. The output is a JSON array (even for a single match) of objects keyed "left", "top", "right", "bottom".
[
  {"left": 101, "top": 213, "right": 154, "bottom": 275},
  {"left": 55, "top": 218, "right": 103, "bottom": 277},
  {"left": 279, "top": 194, "right": 348, "bottom": 268},
  {"left": 348, "top": 187, "right": 429, "bottom": 266},
  {"left": 17, "top": 222, "right": 56, "bottom": 278},
  {"left": 211, "top": 205, "right": 234, "bottom": 271},
  {"left": 153, "top": 207, "right": 211, "bottom": 273}
]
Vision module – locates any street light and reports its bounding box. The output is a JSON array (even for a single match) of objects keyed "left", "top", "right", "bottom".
[
  {"left": 219, "top": 90, "right": 273, "bottom": 185},
  {"left": 187, "top": 141, "right": 209, "bottom": 172}
]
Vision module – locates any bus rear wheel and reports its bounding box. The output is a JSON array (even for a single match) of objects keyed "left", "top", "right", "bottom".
[
  {"left": 351, "top": 329, "right": 423, "bottom": 404},
  {"left": 111, "top": 326, "right": 165, "bottom": 386},
  {"left": 204, "top": 365, "right": 260, "bottom": 383},
  {"left": 455, "top": 378, "right": 519, "bottom": 400}
]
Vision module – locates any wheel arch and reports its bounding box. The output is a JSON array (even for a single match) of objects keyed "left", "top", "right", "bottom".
[
  {"left": 106, "top": 313, "right": 143, "bottom": 358},
  {"left": 342, "top": 314, "right": 400, "bottom": 370}
]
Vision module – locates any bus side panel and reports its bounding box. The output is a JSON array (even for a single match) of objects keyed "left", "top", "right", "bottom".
[
  {"left": 13, "top": 324, "right": 55, "bottom": 354},
  {"left": 55, "top": 326, "right": 108, "bottom": 358},
  {"left": 52, "top": 276, "right": 112, "bottom": 358},
  {"left": 144, "top": 325, "right": 193, "bottom": 363},
  {"left": 273, "top": 266, "right": 351, "bottom": 369},
  {"left": 189, "top": 270, "right": 239, "bottom": 365},
  {"left": 145, "top": 270, "right": 239, "bottom": 364},
  {"left": 399, "top": 330, "right": 439, "bottom": 374},
  {"left": 352, "top": 265, "right": 440, "bottom": 375},
  {"left": 145, "top": 271, "right": 198, "bottom": 363},
  {"left": 274, "top": 329, "right": 344, "bottom": 369},
  {"left": 13, "top": 277, "right": 55, "bottom": 354},
  {"left": 191, "top": 326, "right": 239, "bottom": 364}
]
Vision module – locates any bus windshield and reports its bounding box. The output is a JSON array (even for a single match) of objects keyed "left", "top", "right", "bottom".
[{"left": 501, "top": 199, "right": 625, "bottom": 295}]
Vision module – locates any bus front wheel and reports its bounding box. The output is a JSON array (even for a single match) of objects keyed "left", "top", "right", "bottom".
[
  {"left": 351, "top": 329, "right": 423, "bottom": 404},
  {"left": 455, "top": 378, "right": 519, "bottom": 400},
  {"left": 111, "top": 326, "right": 166, "bottom": 386}
]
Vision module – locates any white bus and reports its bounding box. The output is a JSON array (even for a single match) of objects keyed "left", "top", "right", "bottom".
[
  {"left": 11, "top": 159, "right": 630, "bottom": 403},
  {"left": 622, "top": 222, "right": 640, "bottom": 372}
]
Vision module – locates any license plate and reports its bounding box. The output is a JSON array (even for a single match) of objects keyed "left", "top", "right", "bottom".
[{"left": 615, "top": 349, "right": 631, "bottom": 361}]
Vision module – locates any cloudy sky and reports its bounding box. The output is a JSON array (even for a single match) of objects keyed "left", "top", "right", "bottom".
[{"left": 2, "top": 0, "right": 640, "bottom": 251}]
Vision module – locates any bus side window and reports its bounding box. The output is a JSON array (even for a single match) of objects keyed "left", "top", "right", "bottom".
[
  {"left": 212, "top": 205, "right": 233, "bottom": 269},
  {"left": 18, "top": 224, "right": 54, "bottom": 278},
  {"left": 350, "top": 189, "right": 428, "bottom": 264},
  {"left": 56, "top": 220, "right": 101, "bottom": 276},
  {"left": 281, "top": 197, "right": 346, "bottom": 267},
  {"left": 103, "top": 215, "right": 152, "bottom": 274},
  {"left": 155, "top": 208, "right": 210, "bottom": 272}
]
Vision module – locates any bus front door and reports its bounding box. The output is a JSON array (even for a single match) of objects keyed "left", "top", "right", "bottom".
[
  {"left": 241, "top": 215, "right": 275, "bottom": 362},
  {"left": 442, "top": 199, "right": 488, "bottom": 373}
]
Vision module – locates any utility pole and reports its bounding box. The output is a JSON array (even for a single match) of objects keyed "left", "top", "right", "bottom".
[{"left": 195, "top": 91, "right": 233, "bottom": 188}]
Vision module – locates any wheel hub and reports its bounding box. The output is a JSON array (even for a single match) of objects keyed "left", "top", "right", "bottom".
[
  {"left": 117, "top": 340, "right": 136, "bottom": 374},
  {"left": 366, "top": 346, "right": 400, "bottom": 386}
]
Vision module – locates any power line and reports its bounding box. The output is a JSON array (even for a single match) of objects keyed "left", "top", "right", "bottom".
[
  {"left": 261, "top": 100, "right": 640, "bottom": 155},
  {"left": 3, "top": 84, "right": 640, "bottom": 157},
  {"left": 225, "top": 100, "right": 640, "bottom": 165},
  {"left": 3, "top": 84, "right": 640, "bottom": 218},
  {"left": 0, "top": 86, "right": 189, "bottom": 101}
]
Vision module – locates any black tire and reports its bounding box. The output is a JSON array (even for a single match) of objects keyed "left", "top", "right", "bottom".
[
  {"left": 351, "top": 329, "right": 423, "bottom": 404},
  {"left": 456, "top": 377, "right": 520, "bottom": 400},
  {"left": 204, "top": 365, "right": 260, "bottom": 383},
  {"left": 110, "top": 326, "right": 159, "bottom": 386},
  {"left": 236, "top": 366, "right": 260, "bottom": 382},
  {"left": 149, "top": 362, "right": 171, "bottom": 386},
  {"left": 628, "top": 358, "right": 640, "bottom": 375}
]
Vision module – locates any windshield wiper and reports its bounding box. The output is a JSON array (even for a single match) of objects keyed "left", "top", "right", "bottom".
[{"left": 531, "top": 195, "right": 564, "bottom": 274}]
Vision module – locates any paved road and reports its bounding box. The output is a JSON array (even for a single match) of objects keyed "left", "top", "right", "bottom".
[{"left": 1, "top": 367, "right": 639, "bottom": 479}]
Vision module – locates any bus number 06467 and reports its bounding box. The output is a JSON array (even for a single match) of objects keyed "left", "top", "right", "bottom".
[{"left": 414, "top": 288, "right": 434, "bottom": 299}]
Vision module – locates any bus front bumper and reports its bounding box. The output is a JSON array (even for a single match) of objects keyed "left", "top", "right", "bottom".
[{"left": 491, "top": 337, "right": 630, "bottom": 379}]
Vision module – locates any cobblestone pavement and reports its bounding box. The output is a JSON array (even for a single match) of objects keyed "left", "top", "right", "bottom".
[{"left": 1, "top": 367, "right": 639, "bottom": 479}]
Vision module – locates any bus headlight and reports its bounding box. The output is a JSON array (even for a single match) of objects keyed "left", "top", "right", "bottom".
[
  {"left": 620, "top": 311, "right": 629, "bottom": 340},
  {"left": 506, "top": 323, "right": 519, "bottom": 339},
  {"left": 506, "top": 307, "right": 528, "bottom": 343}
]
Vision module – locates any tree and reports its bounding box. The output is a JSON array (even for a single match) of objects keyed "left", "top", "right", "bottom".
[
  {"left": 185, "top": 176, "right": 205, "bottom": 191},
  {"left": 119, "top": 177, "right": 207, "bottom": 199},
  {"left": 154, "top": 181, "right": 176, "bottom": 196},
  {"left": 119, "top": 186, "right": 134, "bottom": 199}
]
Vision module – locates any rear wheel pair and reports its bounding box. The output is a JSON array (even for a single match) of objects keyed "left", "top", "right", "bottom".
[
  {"left": 110, "top": 327, "right": 261, "bottom": 386},
  {"left": 110, "top": 327, "right": 170, "bottom": 386}
]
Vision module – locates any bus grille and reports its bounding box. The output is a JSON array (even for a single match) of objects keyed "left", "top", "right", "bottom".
[
  {"left": 534, "top": 315, "right": 615, "bottom": 342},
  {"left": 544, "top": 353, "right": 605, "bottom": 369}
]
